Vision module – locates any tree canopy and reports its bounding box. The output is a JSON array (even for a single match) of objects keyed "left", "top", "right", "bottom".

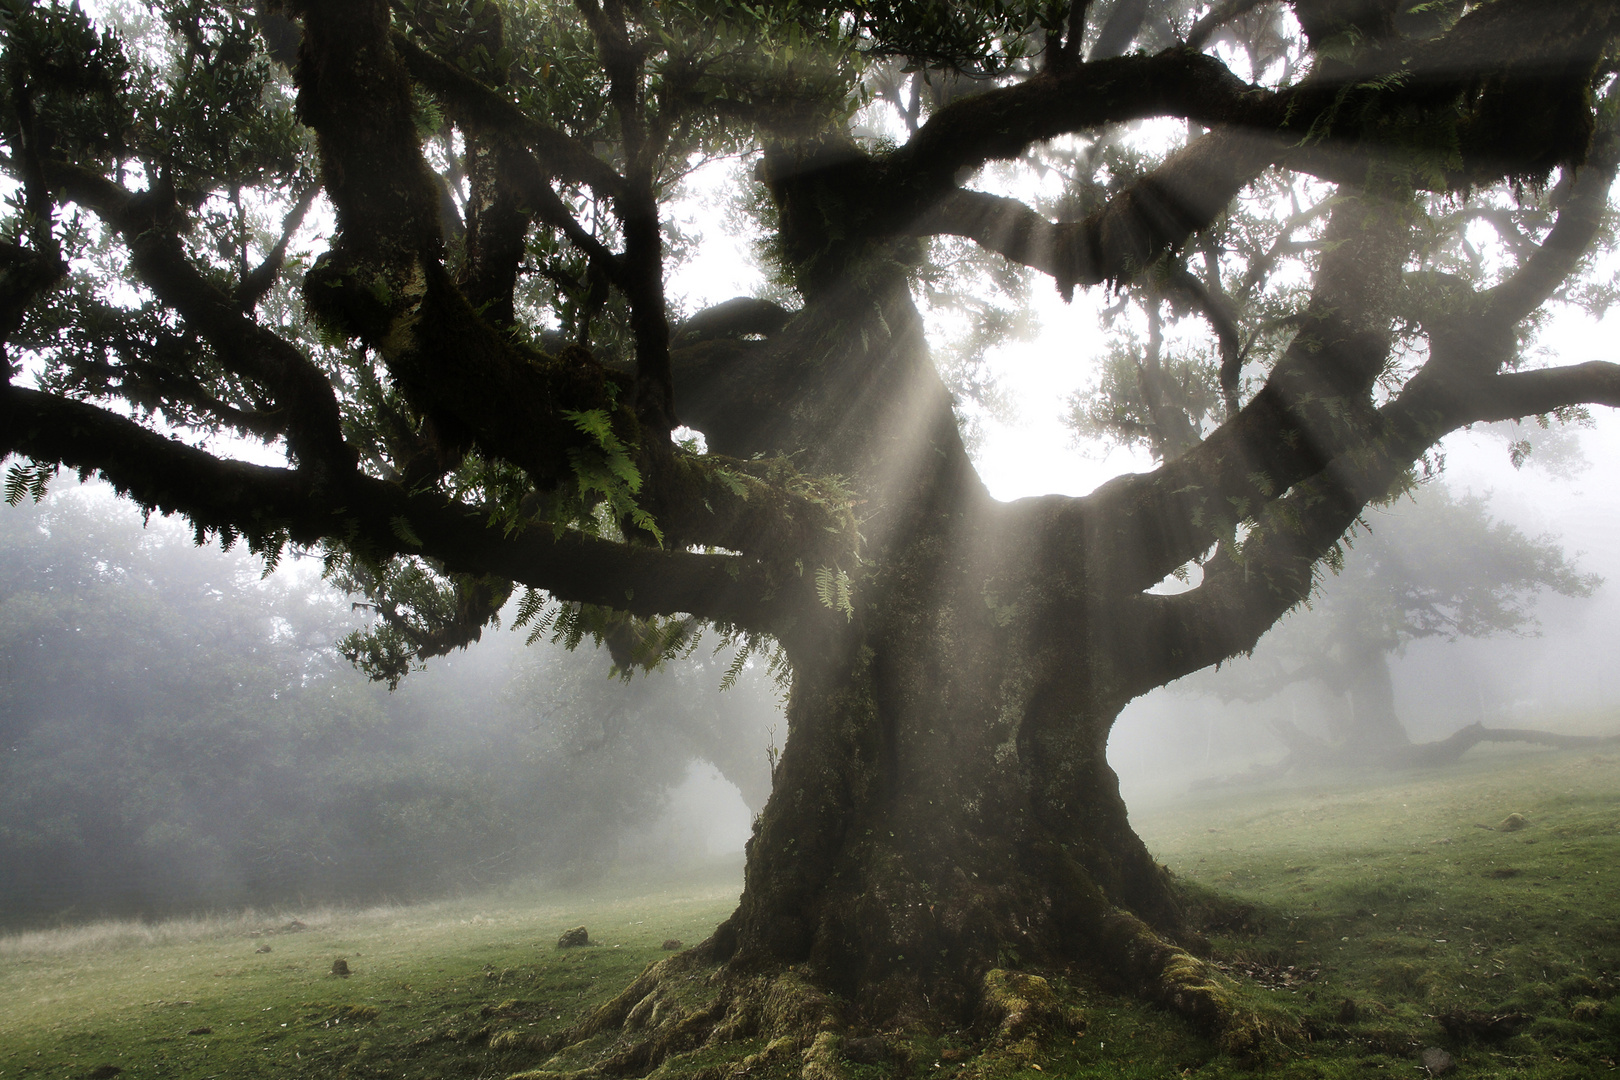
[{"left": 5, "top": 0, "right": 1620, "bottom": 1059}]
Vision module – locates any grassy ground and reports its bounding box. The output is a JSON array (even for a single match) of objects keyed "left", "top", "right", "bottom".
[
  {"left": 0, "top": 861, "right": 738, "bottom": 1079},
  {"left": 3, "top": 749, "right": 1618, "bottom": 1079}
]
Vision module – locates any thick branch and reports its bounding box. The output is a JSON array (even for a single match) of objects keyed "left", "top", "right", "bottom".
[
  {"left": 893, "top": 0, "right": 1614, "bottom": 280},
  {"left": 880, "top": 49, "right": 1269, "bottom": 224},
  {"left": 0, "top": 383, "right": 771, "bottom": 629},
  {"left": 1064, "top": 189, "right": 1410, "bottom": 596},
  {"left": 1485, "top": 135, "right": 1620, "bottom": 322},
  {"left": 1120, "top": 352, "right": 1620, "bottom": 689}
]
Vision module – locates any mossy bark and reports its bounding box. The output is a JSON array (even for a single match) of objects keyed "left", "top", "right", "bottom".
[{"left": 709, "top": 534, "right": 1210, "bottom": 1029}]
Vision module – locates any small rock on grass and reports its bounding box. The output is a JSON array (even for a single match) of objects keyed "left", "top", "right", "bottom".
[
  {"left": 661, "top": 939, "right": 682, "bottom": 950},
  {"left": 332, "top": 958, "right": 351, "bottom": 977},
  {"left": 255, "top": 944, "right": 272, "bottom": 954},
  {"left": 557, "top": 926, "right": 590, "bottom": 948},
  {"left": 86, "top": 1066, "right": 122, "bottom": 1079},
  {"left": 1421, "top": 1047, "right": 1455, "bottom": 1076}
]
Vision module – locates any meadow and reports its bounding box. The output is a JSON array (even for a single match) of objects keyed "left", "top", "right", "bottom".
[{"left": 3, "top": 748, "right": 1616, "bottom": 1079}]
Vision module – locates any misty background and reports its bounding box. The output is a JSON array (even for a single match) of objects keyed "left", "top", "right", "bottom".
[
  {"left": 6, "top": 100, "right": 1620, "bottom": 925},
  {"left": 0, "top": 487, "right": 776, "bottom": 919}
]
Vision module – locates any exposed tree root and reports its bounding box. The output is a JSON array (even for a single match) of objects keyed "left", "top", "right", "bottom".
[
  {"left": 494, "top": 910, "right": 1280, "bottom": 1080},
  {"left": 500, "top": 953, "right": 847, "bottom": 1080},
  {"left": 1405, "top": 722, "right": 1620, "bottom": 766}
]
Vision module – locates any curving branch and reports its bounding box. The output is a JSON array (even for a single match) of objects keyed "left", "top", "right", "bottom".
[
  {"left": 1162, "top": 264, "right": 1244, "bottom": 414},
  {"left": 235, "top": 181, "right": 320, "bottom": 312},
  {"left": 1064, "top": 188, "right": 1411, "bottom": 596},
  {"left": 1125, "top": 349, "right": 1620, "bottom": 691},
  {"left": 45, "top": 162, "right": 354, "bottom": 477},
  {"left": 877, "top": 49, "right": 1271, "bottom": 223},
  {"left": 908, "top": 129, "right": 1282, "bottom": 296},
  {"left": 673, "top": 297, "right": 793, "bottom": 348}
]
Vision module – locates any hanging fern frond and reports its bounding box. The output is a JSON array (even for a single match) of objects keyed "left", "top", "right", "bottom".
[
  {"left": 4, "top": 461, "right": 56, "bottom": 505},
  {"left": 814, "top": 565, "right": 855, "bottom": 620}
]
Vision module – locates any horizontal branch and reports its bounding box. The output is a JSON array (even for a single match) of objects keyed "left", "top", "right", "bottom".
[
  {"left": 885, "top": 49, "right": 1269, "bottom": 207},
  {"left": 0, "top": 383, "right": 773, "bottom": 629},
  {"left": 888, "top": 0, "right": 1615, "bottom": 290},
  {"left": 909, "top": 128, "right": 1280, "bottom": 295}
]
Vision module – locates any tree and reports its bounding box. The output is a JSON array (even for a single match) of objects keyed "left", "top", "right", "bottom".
[
  {"left": 1178, "top": 484, "right": 1603, "bottom": 766},
  {"left": 5, "top": 0, "right": 1620, "bottom": 1059}
]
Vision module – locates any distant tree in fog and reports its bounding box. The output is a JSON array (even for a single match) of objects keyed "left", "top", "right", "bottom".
[{"left": 1181, "top": 485, "right": 1599, "bottom": 762}]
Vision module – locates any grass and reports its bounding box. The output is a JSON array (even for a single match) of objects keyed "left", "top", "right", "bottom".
[
  {"left": 1128, "top": 745, "right": 1620, "bottom": 1076},
  {"left": 3, "top": 749, "right": 1618, "bottom": 1079},
  {"left": 0, "top": 860, "right": 740, "bottom": 1079}
]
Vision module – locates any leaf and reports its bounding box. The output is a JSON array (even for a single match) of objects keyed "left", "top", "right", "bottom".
[
  {"left": 390, "top": 515, "right": 424, "bottom": 548},
  {"left": 5, "top": 462, "right": 55, "bottom": 506},
  {"left": 815, "top": 565, "right": 855, "bottom": 620}
]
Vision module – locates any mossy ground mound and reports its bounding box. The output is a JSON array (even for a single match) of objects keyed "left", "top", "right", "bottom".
[{"left": 4, "top": 750, "right": 1618, "bottom": 1079}]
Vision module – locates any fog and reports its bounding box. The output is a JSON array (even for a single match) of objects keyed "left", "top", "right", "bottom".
[
  {"left": 9, "top": 260, "right": 1620, "bottom": 928},
  {"left": 5, "top": 23, "right": 1620, "bottom": 925},
  {"left": 1107, "top": 413, "right": 1620, "bottom": 807},
  {"left": 0, "top": 485, "right": 780, "bottom": 921}
]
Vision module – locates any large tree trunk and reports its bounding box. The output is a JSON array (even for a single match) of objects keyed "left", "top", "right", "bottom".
[
  {"left": 535, "top": 214, "right": 1238, "bottom": 1077},
  {"left": 546, "top": 508, "right": 1235, "bottom": 1076},
  {"left": 715, "top": 524, "right": 1190, "bottom": 1026}
]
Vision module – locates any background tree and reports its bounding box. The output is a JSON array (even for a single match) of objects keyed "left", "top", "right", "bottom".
[
  {"left": 1175, "top": 485, "right": 1602, "bottom": 766},
  {"left": 6, "top": 0, "right": 1620, "bottom": 1061}
]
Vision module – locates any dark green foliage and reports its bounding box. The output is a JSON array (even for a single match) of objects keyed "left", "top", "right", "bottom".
[{"left": 0, "top": 0, "right": 130, "bottom": 167}]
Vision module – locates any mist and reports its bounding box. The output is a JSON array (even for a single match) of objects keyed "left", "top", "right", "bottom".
[
  {"left": 0, "top": 483, "right": 780, "bottom": 923},
  {"left": 8, "top": 413, "right": 1617, "bottom": 924}
]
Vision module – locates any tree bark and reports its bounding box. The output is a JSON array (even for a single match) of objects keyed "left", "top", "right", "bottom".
[{"left": 539, "top": 227, "right": 1239, "bottom": 1061}]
